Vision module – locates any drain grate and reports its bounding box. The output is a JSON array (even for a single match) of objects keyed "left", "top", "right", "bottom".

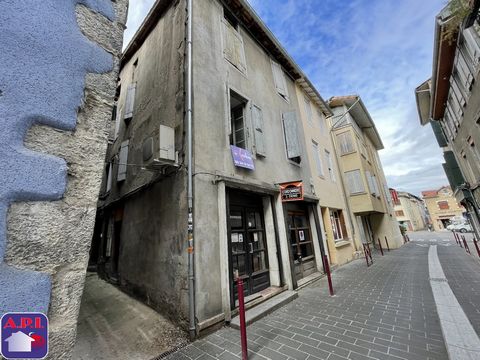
[{"left": 149, "top": 341, "right": 190, "bottom": 360}]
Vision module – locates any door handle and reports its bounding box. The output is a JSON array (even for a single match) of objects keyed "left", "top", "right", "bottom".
[{"left": 249, "top": 243, "right": 253, "bottom": 254}]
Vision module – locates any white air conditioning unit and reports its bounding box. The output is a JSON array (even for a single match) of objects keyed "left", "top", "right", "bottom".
[{"left": 142, "top": 125, "right": 179, "bottom": 170}]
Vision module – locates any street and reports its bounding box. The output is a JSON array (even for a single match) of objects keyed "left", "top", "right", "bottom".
[{"left": 166, "top": 231, "right": 480, "bottom": 360}]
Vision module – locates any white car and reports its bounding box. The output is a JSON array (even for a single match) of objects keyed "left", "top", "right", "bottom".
[{"left": 447, "top": 222, "right": 473, "bottom": 233}]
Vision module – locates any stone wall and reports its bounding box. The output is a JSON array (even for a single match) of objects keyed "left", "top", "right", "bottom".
[{"left": 0, "top": 0, "right": 127, "bottom": 358}]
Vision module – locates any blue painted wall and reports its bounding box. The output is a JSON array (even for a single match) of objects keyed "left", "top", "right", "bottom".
[{"left": 0, "top": 0, "right": 114, "bottom": 315}]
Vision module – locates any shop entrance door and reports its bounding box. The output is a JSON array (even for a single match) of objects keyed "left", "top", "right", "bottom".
[
  {"left": 229, "top": 205, "right": 270, "bottom": 307},
  {"left": 287, "top": 210, "right": 316, "bottom": 281}
]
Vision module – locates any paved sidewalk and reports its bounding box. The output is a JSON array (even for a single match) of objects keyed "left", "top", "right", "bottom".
[{"left": 167, "top": 242, "right": 448, "bottom": 360}]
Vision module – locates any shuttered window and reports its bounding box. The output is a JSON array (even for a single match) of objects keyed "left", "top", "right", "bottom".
[
  {"left": 311, "top": 141, "right": 324, "bottom": 177},
  {"left": 124, "top": 83, "right": 136, "bottom": 121},
  {"left": 455, "top": 51, "right": 474, "bottom": 91},
  {"left": 117, "top": 140, "right": 129, "bottom": 182},
  {"left": 271, "top": 60, "right": 289, "bottom": 100},
  {"left": 345, "top": 170, "right": 365, "bottom": 194},
  {"left": 337, "top": 131, "right": 355, "bottom": 155},
  {"left": 252, "top": 105, "right": 266, "bottom": 156},
  {"left": 463, "top": 27, "right": 480, "bottom": 72},
  {"left": 222, "top": 20, "right": 247, "bottom": 73},
  {"left": 366, "top": 171, "right": 379, "bottom": 195},
  {"left": 282, "top": 111, "right": 301, "bottom": 162},
  {"left": 325, "top": 150, "right": 336, "bottom": 182},
  {"left": 304, "top": 96, "right": 313, "bottom": 125},
  {"left": 438, "top": 201, "right": 449, "bottom": 210}
]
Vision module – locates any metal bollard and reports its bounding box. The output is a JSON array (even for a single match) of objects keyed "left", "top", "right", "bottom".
[
  {"left": 385, "top": 236, "right": 390, "bottom": 251},
  {"left": 377, "top": 238, "right": 384, "bottom": 256},
  {"left": 323, "top": 255, "right": 334, "bottom": 296},
  {"left": 236, "top": 276, "right": 248, "bottom": 360},
  {"left": 462, "top": 235, "right": 471, "bottom": 254},
  {"left": 473, "top": 237, "right": 480, "bottom": 258},
  {"left": 458, "top": 233, "right": 463, "bottom": 248}
]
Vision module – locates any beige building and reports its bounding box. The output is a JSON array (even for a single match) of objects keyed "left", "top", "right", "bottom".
[
  {"left": 390, "top": 189, "right": 428, "bottom": 231},
  {"left": 422, "top": 186, "right": 465, "bottom": 231},
  {"left": 328, "top": 96, "right": 403, "bottom": 251},
  {"left": 296, "top": 86, "right": 357, "bottom": 266}
]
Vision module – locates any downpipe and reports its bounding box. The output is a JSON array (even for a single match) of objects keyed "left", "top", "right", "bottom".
[{"left": 186, "top": 0, "right": 196, "bottom": 340}]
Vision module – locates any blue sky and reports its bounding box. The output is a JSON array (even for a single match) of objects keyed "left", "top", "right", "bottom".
[{"left": 124, "top": 0, "right": 448, "bottom": 196}]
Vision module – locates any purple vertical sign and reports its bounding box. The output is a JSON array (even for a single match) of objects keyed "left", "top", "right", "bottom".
[{"left": 230, "top": 145, "right": 255, "bottom": 170}]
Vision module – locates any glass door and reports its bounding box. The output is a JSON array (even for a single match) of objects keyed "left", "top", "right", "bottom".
[
  {"left": 287, "top": 210, "right": 316, "bottom": 281},
  {"left": 229, "top": 205, "right": 270, "bottom": 306}
]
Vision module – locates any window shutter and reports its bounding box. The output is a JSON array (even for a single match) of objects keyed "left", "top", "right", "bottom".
[
  {"left": 317, "top": 110, "right": 326, "bottom": 135},
  {"left": 222, "top": 21, "right": 246, "bottom": 73},
  {"left": 271, "top": 60, "right": 288, "bottom": 99},
  {"left": 124, "top": 84, "right": 136, "bottom": 120},
  {"left": 252, "top": 105, "right": 266, "bottom": 156},
  {"left": 304, "top": 97, "right": 312, "bottom": 125},
  {"left": 346, "top": 170, "right": 364, "bottom": 194},
  {"left": 115, "top": 106, "right": 122, "bottom": 139},
  {"left": 463, "top": 27, "right": 480, "bottom": 71},
  {"left": 117, "top": 140, "right": 129, "bottom": 182},
  {"left": 282, "top": 111, "right": 301, "bottom": 159},
  {"left": 312, "top": 142, "right": 323, "bottom": 176},
  {"left": 366, "top": 171, "right": 373, "bottom": 193},
  {"left": 337, "top": 132, "right": 354, "bottom": 154},
  {"left": 106, "top": 163, "right": 113, "bottom": 192}
]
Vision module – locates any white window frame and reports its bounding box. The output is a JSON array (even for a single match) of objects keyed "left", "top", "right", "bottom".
[{"left": 311, "top": 141, "right": 324, "bottom": 177}]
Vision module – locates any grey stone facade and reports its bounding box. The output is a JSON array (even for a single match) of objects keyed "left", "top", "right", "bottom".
[{"left": 1, "top": 1, "right": 128, "bottom": 358}]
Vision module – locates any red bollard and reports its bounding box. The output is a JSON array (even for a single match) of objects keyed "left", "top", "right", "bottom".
[
  {"left": 473, "top": 237, "right": 480, "bottom": 258},
  {"left": 377, "top": 238, "right": 384, "bottom": 256},
  {"left": 385, "top": 236, "right": 390, "bottom": 251},
  {"left": 236, "top": 277, "right": 248, "bottom": 360},
  {"left": 323, "top": 255, "right": 334, "bottom": 296},
  {"left": 366, "top": 242, "right": 373, "bottom": 263},
  {"left": 462, "top": 236, "right": 471, "bottom": 254},
  {"left": 457, "top": 233, "right": 463, "bottom": 248},
  {"left": 363, "top": 244, "right": 370, "bottom": 267},
  {"left": 454, "top": 232, "right": 459, "bottom": 244}
]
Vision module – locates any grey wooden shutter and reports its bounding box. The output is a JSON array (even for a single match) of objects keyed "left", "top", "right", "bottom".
[
  {"left": 252, "top": 105, "right": 266, "bottom": 156},
  {"left": 106, "top": 163, "right": 113, "bottom": 192},
  {"left": 222, "top": 21, "right": 246, "bottom": 73},
  {"left": 124, "top": 83, "right": 136, "bottom": 120},
  {"left": 272, "top": 60, "right": 288, "bottom": 99},
  {"left": 117, "top": 140, "right": 129, "bottom": 182},
  {"left": 282, "top": 111, "right": 301, "bottom": 159}
]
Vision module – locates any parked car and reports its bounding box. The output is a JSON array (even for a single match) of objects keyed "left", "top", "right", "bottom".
[{"left": 447, "top": 222, "right": 473, "bottom": 233}]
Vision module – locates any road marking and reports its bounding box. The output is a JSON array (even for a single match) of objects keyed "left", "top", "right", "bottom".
[{"left": 428, "top": 245, "right": 480, "bottom": 359}]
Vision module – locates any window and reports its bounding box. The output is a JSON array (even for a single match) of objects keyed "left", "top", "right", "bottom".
[
  {"left": 114, "top": 105, "right": 122, "bottom": 140},
  {"left": 337, "top": 131, "right": 355, "bottom": 155},
  {"left": 438, "top": 201, "right": 449, "bottom": 210},
  {"left": 395, "top": 210, "right": 405, "bottom": 217},
  {"left": 330, "top": 210, "right": 347, "bottom": 241},
  {"left": 304, "top": 96, "right": 313, "bottom": 125},
  {"left": 325, "top": 150, "right": 336, "bottom": 182},
  {"left": 229, "top": 91, "right": 247, "bottom": 149},
  {"left": 252, "top": 105, "right": 266, "bottom": 156},
  {"left": 282, "top": 111, "right": 301, "bottom": 163},
  {"left": 345, "top": 170, "right": 365, "bottom": 194},
  {"left": 222, "top": 11, "right": 246, "bottom": 73},
  {"left": 311, "top": 141, "right": 324, "bottom": 177},
  {"left": 271, "top": 60, "right": 289, "bottom": 100},
  {"left": 124, "top": 83, "right": 136, "bottom": 122},
  {"left": 117, "top": 140, "right": 129, "bottom": 182}
]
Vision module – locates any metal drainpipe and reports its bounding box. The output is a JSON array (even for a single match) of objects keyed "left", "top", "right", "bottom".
[{"left": 186, "top": 0, "right": 195, "bottom": 341}]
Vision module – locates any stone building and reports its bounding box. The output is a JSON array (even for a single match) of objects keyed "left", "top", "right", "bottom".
[
  {"left": 0, "top": 0, "right": 127, "bottom": 358},
  {"left": 390, "top": 189, "right": 428, "bottom": 231},
  {"left": 416, "top": 1, "right": 480, "bottom": 238},
  {"left": 328, "top": 96, "right": 403, "bottom": 251},
  {"left": 422, "top": 186, "right": 466, "bottom": 231}
]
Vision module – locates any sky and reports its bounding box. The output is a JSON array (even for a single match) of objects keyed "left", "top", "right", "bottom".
[{"left": 124, "top": 0, "right": 449, "bottom": 196}]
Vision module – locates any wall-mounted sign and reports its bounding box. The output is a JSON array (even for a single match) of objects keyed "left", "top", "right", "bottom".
[
  {"left": 230, "top": 145, "right": 255, "bottom": 170},
  {"left": 280, "top": 181, "right": 304, "bottom": 202}
]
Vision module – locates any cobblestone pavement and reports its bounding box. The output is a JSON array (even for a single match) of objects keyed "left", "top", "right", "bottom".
[{"left": 165, "top": 234, "right": 464, "bottom": 360}]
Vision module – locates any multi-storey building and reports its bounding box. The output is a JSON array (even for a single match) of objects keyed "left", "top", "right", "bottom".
[
  {"left": 422, "top": 186, "right": 465, "bottom": 231},
  {"left": 89, "top": 0, "right": 350, "bottom": 336},
  {"left": 295, "top": 86, "right": 358, "bottom": 266},
  {"left": 416, "top": 1, "right": 480, "bottom": 237},
  {"left": 328, "top": 96, "right": 403, "bottom": 250},
  {"left": 390, "top": 189, "right": 428, "bottom": 231}
]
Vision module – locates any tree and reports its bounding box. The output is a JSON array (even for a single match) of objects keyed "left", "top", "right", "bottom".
[{"left": 443, "top": 0, "right": 474, "bottom": 43}]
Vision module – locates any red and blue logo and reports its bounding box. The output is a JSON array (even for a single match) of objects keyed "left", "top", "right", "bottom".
[{"left": 1, "top": 313, "right": 48, "bottom": 359}]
